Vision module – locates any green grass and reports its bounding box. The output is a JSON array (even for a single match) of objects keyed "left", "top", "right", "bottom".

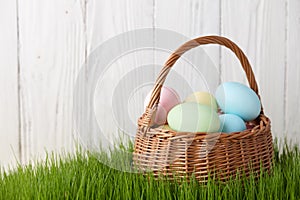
[{"left": 0, "top": 139, "right": 299, "bottom": 200}]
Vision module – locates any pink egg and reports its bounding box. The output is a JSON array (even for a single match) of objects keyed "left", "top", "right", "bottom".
[
  {"left": 144, "top": 86, "right": 180, "bottom": 125},
  {"left": 153, "top": 105, "right": 167, "bottom": 125}
]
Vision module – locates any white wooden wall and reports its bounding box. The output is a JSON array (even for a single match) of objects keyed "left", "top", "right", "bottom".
[{"left": 0, "top": 0, "right": 299, "bottom": 167}]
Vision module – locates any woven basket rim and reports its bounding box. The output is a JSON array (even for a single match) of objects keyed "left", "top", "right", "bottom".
[{"left": 137, "top": 111, "right": 270, "bottom": 139}]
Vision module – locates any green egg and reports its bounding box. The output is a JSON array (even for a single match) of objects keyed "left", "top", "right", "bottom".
[{"left": 167, "top": 102, "right": 220, "bottom": 132}]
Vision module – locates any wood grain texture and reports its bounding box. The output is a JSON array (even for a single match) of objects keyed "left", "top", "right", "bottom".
[
  {"left": 87, "top": 0, "right": 154, "bottom": 52},
  {"left": 0, "top": 1, "right": 20, "bottom": 167},
  {"left": 155, "top": 0, "right": 221, "bottom": 102},
  {"left": 221, "top": 0, "right": 286, "bottom": 141},
  {"left": 85, "top": 0, "right": 154, "bottom": 147},
  {"left": 18, "top": 0, "right": 86, "bottom": 163},
  {"left": 286, "top": 0, "right": 300, "bottom": 145}
]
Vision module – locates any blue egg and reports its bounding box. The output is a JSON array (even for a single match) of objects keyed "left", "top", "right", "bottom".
[
  {"left": 219, "top": 114, "right": 246, "bottom": 133},
  {"left": 215, "top": 82, "right": 261, "bottom": 121}
]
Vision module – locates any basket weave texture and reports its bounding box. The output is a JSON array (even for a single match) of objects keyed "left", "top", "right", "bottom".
[{"left": 133, "top": 36, "right": 273, "bottom": 182}]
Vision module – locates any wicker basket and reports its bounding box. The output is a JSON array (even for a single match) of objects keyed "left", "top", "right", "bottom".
[{"left": 133, "top": 36, "right": 273, "bottom": 183}]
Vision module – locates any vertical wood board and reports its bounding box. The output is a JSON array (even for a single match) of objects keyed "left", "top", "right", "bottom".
[
  {"left": 18, "top": 0, "right": 86, "bottom": 163},
  {"left": 0, "top": 0, "right": 20, "bottom": 167},
  {"left": 286, "top": 0, "right": 300, "bottom": 146}
]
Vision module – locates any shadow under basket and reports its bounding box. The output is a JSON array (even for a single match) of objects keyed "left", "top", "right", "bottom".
[{"left": 132, "top": 35, "right": 274, "bottom": 183}]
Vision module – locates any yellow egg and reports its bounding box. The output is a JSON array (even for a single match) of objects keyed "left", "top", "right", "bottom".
[
  {"left": 162, "top": 124, "right": 174, "bottom": 131},
  {"left": 157, "top": 124, "right": 174, "bottom": 131},
  {"left": 184, "top": 92, "right": 218, "bottom": 111}
]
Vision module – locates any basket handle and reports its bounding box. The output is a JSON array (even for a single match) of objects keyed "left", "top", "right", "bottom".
[{"left": 146, "top": 35, "right": 263, "bottom": 123}]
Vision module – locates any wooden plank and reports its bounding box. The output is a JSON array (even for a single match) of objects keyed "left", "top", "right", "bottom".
[
  {"left": 87, "top": 0, "right": 154, "bottom": 51},
  {"left": 286, "top": 0, "right": 300, "bottom": 146},
  {"left": 85, "top": 0, "right": 154, "bottom": 148},
  {"left": 18, "top": 0, "right": 86, "bottom": 163},
  {"left": 0, "top": 1, "right": 20, "bottom": 167},
  {"left": 221, "top": 0, "right": 286, "bottom": 141},
  {"left": 155, "top": 0, "right": 221, "bottom": 100}
]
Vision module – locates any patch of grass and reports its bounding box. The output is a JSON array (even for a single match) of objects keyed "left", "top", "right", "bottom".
[{"left": 0, "top": 139, "right": 299, "bottom": 200}]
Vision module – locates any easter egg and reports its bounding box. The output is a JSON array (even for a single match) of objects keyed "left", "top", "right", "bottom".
[
  {"left": 161, "top": 124, "right": 174, "bottom": 131},
  {"left": 215, "top": 82, "right": 261, "bottom": 121},
  {"left": 167, "top": 102, "right": 220, "bottom": 132},
  {"left": 184, "top": 92, "right": 218, "bottom": 111},
  {"left": 219, "top": 114, "right": 246, "bottom": 133},
  {"left": 152, "top": 105, "right": 167, "bottom": 125},
  {"left": 144, "top": 86, "right": 180, "bottom": 125}
]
